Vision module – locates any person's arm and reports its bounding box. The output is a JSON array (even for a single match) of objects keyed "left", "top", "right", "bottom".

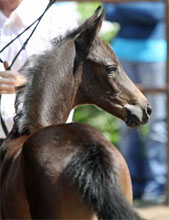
[{"left": 0, "top": 70, "right": 26, "bottom": 94}]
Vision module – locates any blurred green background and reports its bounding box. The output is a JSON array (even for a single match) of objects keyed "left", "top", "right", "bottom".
[{"left": 73, "top": 2, "right": 120, "bottom": 147}]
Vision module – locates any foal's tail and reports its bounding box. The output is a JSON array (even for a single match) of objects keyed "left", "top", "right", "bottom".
[{"left": 63, "top": 144, "right": 145, "bottom": 220}]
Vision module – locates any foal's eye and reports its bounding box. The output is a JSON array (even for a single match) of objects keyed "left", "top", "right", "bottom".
[{"left": 105, "top": 65, "right": 117, "bottom": 74}]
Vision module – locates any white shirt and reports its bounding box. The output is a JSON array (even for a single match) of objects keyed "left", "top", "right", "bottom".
[{"left": 0, "top": 0, "right": 78, "bottom": 138}]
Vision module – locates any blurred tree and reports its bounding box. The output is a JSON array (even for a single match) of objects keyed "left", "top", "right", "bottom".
[{"left": 76, "top": 1, "right": 102, "bottom": 22}]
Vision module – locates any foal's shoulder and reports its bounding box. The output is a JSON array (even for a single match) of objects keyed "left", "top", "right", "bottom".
[
  {"left": 22, "top": 122, "right": 113, "bottom": 156},
  {"left": 26, "top": 122, "right": 107, "bottom": 143}
]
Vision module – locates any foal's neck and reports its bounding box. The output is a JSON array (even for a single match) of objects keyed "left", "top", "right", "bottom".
[
  {"left": 29, "top": 72, "right": 75, "bottom": 132},
  {"left": 16, "top": 40, "right": 78, "bottom": 135}
]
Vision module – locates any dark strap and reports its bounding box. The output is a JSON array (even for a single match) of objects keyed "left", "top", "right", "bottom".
[
  {"left": 0, "top": 95, "right": 9, "bottom": 137},
  {"left": 0, "top": 0, "right": 56, "bottom": 59},
  {"left": 0, "top": 58, "right": 4, "bottom": 63},
  {"left": 6, "top": 0, "right": 56, "bottom": 70}
]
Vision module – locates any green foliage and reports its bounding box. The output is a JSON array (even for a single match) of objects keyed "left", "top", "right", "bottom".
[
  {"left": 77, "top": 2, "right": 102, "bottom": 22},
  {"left": 73, "top": 105, "right": 119, "bottom": 147},
  {"left": 100, "top": 28, "right": 117, "bottom": 44}
]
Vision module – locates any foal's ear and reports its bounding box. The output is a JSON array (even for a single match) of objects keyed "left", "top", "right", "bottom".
[{"left": 74, "top": 6, "right": 105, "bottom": 54}]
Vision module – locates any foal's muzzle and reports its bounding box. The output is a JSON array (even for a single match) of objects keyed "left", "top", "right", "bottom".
[{"left": 124, "top": 103, "right": 152, "bottom": 128}]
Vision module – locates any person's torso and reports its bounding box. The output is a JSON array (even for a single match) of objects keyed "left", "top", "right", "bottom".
[{"left": 0, "top": 0, "right": 78, "bottom": 138}]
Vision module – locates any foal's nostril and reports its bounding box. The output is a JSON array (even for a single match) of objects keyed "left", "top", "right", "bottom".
[
  {"left": 142, "top": 104, "right": 152, "bottom": 124},
  {"left": 147, "top": 104, "right": 152, "bottom": 116}
]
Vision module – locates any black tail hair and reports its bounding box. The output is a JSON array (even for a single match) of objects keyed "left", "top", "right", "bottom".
[{"left": 63, "top": 144, "right": 145, "bottom": 220}]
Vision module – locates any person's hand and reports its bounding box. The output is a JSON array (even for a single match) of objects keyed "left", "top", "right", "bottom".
[{"left": 0, "top": 70, "right": 27, "bottom": 94}]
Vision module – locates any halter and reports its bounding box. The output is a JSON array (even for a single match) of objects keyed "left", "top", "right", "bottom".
[{"left": 0, "top": 0, "right": 56, "bottom": 137}]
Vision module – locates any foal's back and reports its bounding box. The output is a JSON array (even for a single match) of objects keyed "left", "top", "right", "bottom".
[{"left": 21, "top": 122, "right": 134, "bottom": 219}]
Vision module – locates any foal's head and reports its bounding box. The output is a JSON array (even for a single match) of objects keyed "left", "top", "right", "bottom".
[
  {"left": 15, "top": 7, "right": 151, "bottom": 134},
  {"left": 72, "top": 7, "right": 152, "bottom": 128}
]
